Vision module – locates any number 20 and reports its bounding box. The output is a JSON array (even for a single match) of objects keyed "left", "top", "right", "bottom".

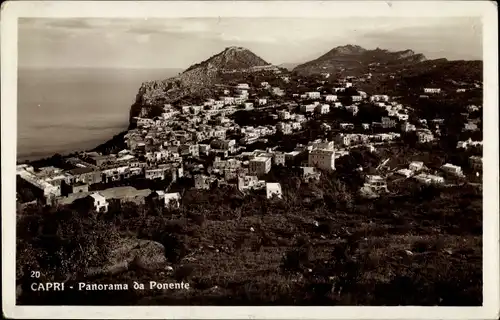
[{"left": 31, "top": 271, "right": 40, "bottom": 278}]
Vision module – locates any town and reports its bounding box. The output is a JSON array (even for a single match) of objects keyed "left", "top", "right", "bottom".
[{"left": 16, "top": 69, "right": 483, "bottom": 212}]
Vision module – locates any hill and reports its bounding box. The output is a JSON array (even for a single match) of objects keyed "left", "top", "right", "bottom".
[
  {"left": 293, "top": 45, "right": 427, "bottom": 76},
  {"left": 129, "top": 47, "right": 271, "bottom": 125}
]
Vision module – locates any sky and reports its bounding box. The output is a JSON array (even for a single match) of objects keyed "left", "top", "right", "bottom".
[{"left": 19, "top": 17, "right": 483, "bottom": 69}]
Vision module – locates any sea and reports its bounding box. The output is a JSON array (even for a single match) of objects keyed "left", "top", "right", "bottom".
[{"left": 17, "top": 68, "right": 181, "bottom": 162}]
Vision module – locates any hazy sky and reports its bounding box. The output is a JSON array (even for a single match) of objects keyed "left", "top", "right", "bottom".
[{"left": 19, "top": 17, "right": 482, "bottom": 69}]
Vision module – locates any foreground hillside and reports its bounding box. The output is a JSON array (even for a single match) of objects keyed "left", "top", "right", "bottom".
[{"left": 17, "top": 161, "right": 482, "bottom": 306}]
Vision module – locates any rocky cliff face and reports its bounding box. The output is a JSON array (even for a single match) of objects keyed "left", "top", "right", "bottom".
[
  {"left": 293, "top": 45, "right": 427, "bottom": 75},
  {"left": 129, "top": 47, "right": 270, "bottom": 125}
]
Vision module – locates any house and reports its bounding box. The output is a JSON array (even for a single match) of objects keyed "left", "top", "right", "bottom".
[
  {"left": 424, "top": 88, "right": 441, "bottom": 94},
  {"left": 194, "top": 175, "right": 211, "bottom": 189},
  {"left": 351, "top": 95, "right": 362, "bottom": 102},
  {"left": 266, "top": 183, "right": 283, "bottom": 199},
  {"left": 316, "top": 104, "right": 330, "bottom": 114},
  {"left": 277, "top": 122, "right": 292, "bottom": 135},
  {"left": 396, "top": 113, "right": 409, "bottom": 121},
  {"left": 456, "top": 88, "right": 466, "bottom": 92},
  {"left": 441, "top": 163, "right": 464, "bottom": 177},
  {"left": 257, "top": 98, "right": 267, "bottom": 106},
  {"left": 305, "top": 92, "right": 321, "bottom": 99},
  {"left": 339, "top": 123, "right": 354, "bottom": 130},
  {"left": 244, "top": 102, "right": 254, "bottom": 110},
  {"left": 89, "top": 193, "right": 109, "bottom": 213},
  {"left": 416, "top": 129, "right": 434, "bottom": 143},
  {"left": 66, "top": 167, "right": 102, "bottom": 185},
  {"left": 409, "top": 161, "right": 424, "bottom": 172},
  {"left": 238, "top": 175, "right": 265, "bottom": 191},
  {"left": 237, "top": 83, "right": 250, "bottom": 90},
  {"left": 261, "top": 81, "right": 270, "bottom": 88},
  {"left": 308, "top": 149, "right": 335, "bottom": 171},
  {"left": 325, "top": 95, "right": 338, "bottom": 102},
  {"left": 401, "top": 122, "right": 416, "bottom": 132},
  {"left": 300, "top": 104, "right": 316, "bottom": 113},
  {"left": 358, "top": 91, "right": 368, "bottom": 99},
  {"left": 223, "top": 96, "right": 236, "bottom": 105},
  {"left": 364, "top": 175, "right": 388, "bottom": 193},
  {"left": 396, "top": 168, "right": 413, "bottom": 178},
  {"left": 381, "top": 117, "right": 397, "bottom": 129},
  {"left": 164, "top": 192, "right": 181, "bottom": 208},
  {"left": 362, "top": 123, "right": 370, "bottom": 130},
  {"left": 464, "top": 122, "right": 479, "bottom": 131},
  {"left": 249, "top": 156, "right": 272, "bottom": 176},
  {"left": 370, "top": 95, "right": 389, "bottom": 102},
  {"left": 301, "top": 166, "right": 321, "bottom": 182},
  {"left": 414, "top": 173, "right": 444, "bottom": 185},
  {"left": 345, "top": 105, "right": 359, "bottom": 116},
  {"left": 467, "top": 105, "right": 480, "bottom": 112},
  {"left": 145, "top": 168, "right": 167, "bottom": 180},
  {"left": 469, "top": 156, "right": 482, "bottom": 172},
  {"left": 277, "top": 110, "right": 291, "bottom": 120},
  {"left": 273, "top": 152, "right": 286, "bottom": 166},
  {"left": 88, "top": 154, "right": 116, "bottom": 167},
  {"left": 272, "top": 87, "right": 285, "bottom": 96}
]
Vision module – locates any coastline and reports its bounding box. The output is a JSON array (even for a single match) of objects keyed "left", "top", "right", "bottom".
[{"left": 17, "top": 129, "right": 130, "bottom": 164}]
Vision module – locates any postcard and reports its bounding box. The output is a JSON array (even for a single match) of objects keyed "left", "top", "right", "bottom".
[{"left": 1, "top": 1, "right": 498, "bottom": 319}]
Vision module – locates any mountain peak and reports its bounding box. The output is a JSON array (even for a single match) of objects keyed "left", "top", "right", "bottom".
[
  {"left": 224, "top": 46, "right": 247, "bottom": 51},
  {"left": 332, "top": 44, "right": 367, "bottom": 54},
  {"left": 184, "top": 46, "right": 269, "bottom": 73},
  {"left": 293, "top": 45, "right": 428, "bottom": 75}
]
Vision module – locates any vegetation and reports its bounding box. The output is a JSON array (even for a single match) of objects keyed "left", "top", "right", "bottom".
[{"left": 17, "top": 164, "right": 482, "bottom": 305}]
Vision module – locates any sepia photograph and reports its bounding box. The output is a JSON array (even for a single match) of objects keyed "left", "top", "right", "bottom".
[{"left": 2, "top": 1, "right": 499, "bottom": 319}]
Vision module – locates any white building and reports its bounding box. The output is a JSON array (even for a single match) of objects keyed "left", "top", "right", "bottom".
[
  {"left": 370, "top": 95, "right": 389, "bottom": 102},
  {"left": 441, "top": 163, "right": 464, "bottom": 177},
  {"left": 308, "top": 149, "right": 335, "bottom": 171},
  {"left": 249, "top": 156, "right": 272, "bottom": 176},
  {"left": 414, "top": 173, "right": 445, "bottom": 185},
  {"left": 277, "top": 122, "right": 292, "bottom": 135},
  {"left": 416, "top": 130, "right": 434, "bottom": 143},
  {"left": 325, "top": 95, "right": 338, "bottom": 102},
  {"left": 90, "top": 193, "right": 109, "bottom": 213},
  {"left": 469, "top": 156, "right": 482, "bottom": 172},
  {"left": 424, "top": 88, "right": 441, "bottom": 94},
  {"left": 351, "top": 95, "right": 362, "bottom": 102},
  {"left": 401, "top": 122, "right": 416, "bottom": 132},
  {"left": 316, "top": 104, "right": 330, "bottom": 114},
  {"left": 277, "top": 110, "right": 291, "bottom": 120},
  {"left": 237, "top": 83, "right": 250, "bottom": 90},
  {"left": 409, "top": 161, "right": 424, "bottom": 172},
  {"left": 266, "top": 183, "right": 283, "bottom": 199},
  {"left": 364, "top": 175, "right": 388, "bottom": 193},
  {"left": 300, "top": 104, "right": 316, "bottom": 113},
  {"left": 164, "top": 192, "right": 181, "bottom": 208},
  {"left": 305, "top": 92, "right": 321, "bottom": 99},
  {"left": 381, "top": 117, "right": 397, "bottom": 129}
]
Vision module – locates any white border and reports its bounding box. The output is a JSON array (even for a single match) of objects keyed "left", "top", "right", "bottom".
[{"left": 1, "top": 1, "right": 498, "bottom": 319}]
